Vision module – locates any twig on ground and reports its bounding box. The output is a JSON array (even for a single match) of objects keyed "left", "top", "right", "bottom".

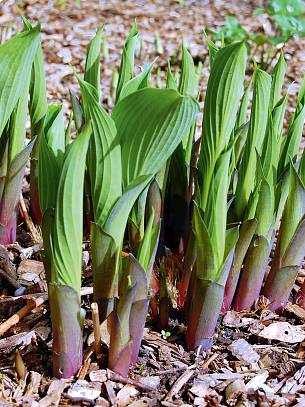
[{"left": 0, "top": 294, "right": 47, "bottom": 336}]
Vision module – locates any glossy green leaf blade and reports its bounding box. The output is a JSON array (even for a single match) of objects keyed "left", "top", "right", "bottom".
[
  {"left": 197, "top": 42, "right": 247, "bottom": 208},
  {"left": 52, "top": 123, "right": 91, "bottom": 292},
  {"left": 119, "top": 62, "right": 153, "bottom": 101},
  {"left": 278, "top": 102, "right": 305, "bottom": 177},
  {"left": 23, "top": 17, "right": 48, "bottom": 138},
  {"left": 205, "top": 148, "right": 232, "bottom": 269},
  {"left": 84, "top": 27, "right": 103, "bottom": 99},
  {"left": 235, "top": 69, "right": 272, "bottom": 218},
  {"left": 25, "top": 17, "right": 47, "bottom": 224},
  {"left": 178, "top": 43, "right": 196, "bottom": 96},
  {"left": 166, "top": 61, "right": 178, "bottom": 90},
  {"left": 193, "top": 203, "right": 215, "bottom": 280},
  {"left": 38, "top": 105, "right": 66, "bottom": 215},
  {"left": 279, "top": 164, "right": 305, "bottom": 259},
  {"left": 8, "top": 75, "right": 31, "bottom": 164},
  {"left": 204, "top": 31, "right": 219, "bottom": 67},
  {"left": 0, "top": 24, "right": 40, "bottom": 137},
  {"left": 70, "top": 90, "right": 84, "bottom": 131},
  {"left": 116, "top": 24, "right": 139, "bottom": 102},
  {"left": 103, "top": 176, "right": 152, "bottom": 247},
  {"left": 269, "top": 51, "right": 287, "bottom": 109},
  {"left": 78, "top": 78, "right": 122, "bottom": 227},
  {"left": 236, "top": 79, "right": 251, "bottom": 129},
  {"left": 112, "top": 88, "right": 199, "bottom": 188}
]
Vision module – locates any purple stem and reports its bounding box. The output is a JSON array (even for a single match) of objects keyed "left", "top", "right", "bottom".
[
  {"left": 233, "top": 235, "right": 270, "bottom": 311},
  {"left": 49, "top": 283, "right": 84, "bottom": 378}
]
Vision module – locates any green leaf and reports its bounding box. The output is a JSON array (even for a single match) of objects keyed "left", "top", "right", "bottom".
[
  {"left": 279, "top": 163, "right": 305, "bottom": 259},
  {"left": 283, "top": 215, "right": 305, "bottom": 267},
  {"left": 119, "top": 62, "right": 153, "bottom": 101},
  {"left": 278, "top": 80, "right": 305, "bottom": 177},
  {"left": 178, "top": 43, "right": 196, "bottom": 97},
  {"left": 137, "top": 209, "right": 160, "bottom": 273},
  {"left": 103, "top": 176, "right": 152, "bottom": 247},
  {"left": 197, "top": 42, "right": 247, "bottom": 208},
  {"left": 218, "top": 226, "right": 239, "bottom": 286},
  {"left": 236, "top": 79, "right": 251, "bottom": 129},
  {"left": 38, "top": 105, "right": 65, "bottom": 215},
  {"left": 69, "top": 90, "right": 84, "bottom": 131},
  {"left": 269, "top": 51, "right": 287, "bottom": 109},
  {"left": 255, "top": 177, "right": 275, "bottom": 238},
  {"left": 84, "top": 27, "right": 103, "bottom": 99},
  {"left": 0, "top": 24, "right": 40, "bottom": 138},
  {"left": 193, "top": 203, "right": 215, "bottom": 280},
  {"left": 112, "top": 88, "right": 199, "bottom": 188},
  {"left": 51, "top": 123, "right": 91, "bottom": 292},
  {"left": 204, "top": 31, "right": 219, "bottom": 67},
  {"left": 23, "top": 17, "right": 48, "bottom": 139},
  {"left": 8, "top": 74, "right": 31, "bottom": 165},
  {"left": 166, "top": 61, "right": 178, "bottom": 90},
  {"left": 205, "top": 148, "right": 232, "bottom": 268},
  {"left": 116, "top": 23, "right": 139, "bottom": 102},
  {"left": 235, "top": 69, "right": 272, "bottom": 218},
  {"left": 78, "top": 78, "right": 122, "bottom": 227}
]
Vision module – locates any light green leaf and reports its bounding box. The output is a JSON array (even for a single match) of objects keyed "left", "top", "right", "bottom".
[
  {"left": 279, "top": 163, "right": 305, "bottom": 259},
  {"left": 166, "top": 61, "right": 178, "bottom": 90},
  {"left": 197, "top": 42, "right": 247, "bottom": 208},
  {"left": 38, "top": 105, "right": 65, "bottom": 215},
  {"left": 178, "top": 43, "right": 196, "bottom": 97},
  {"left": 84, "top": 27, "right": 103, "bottom": 99},
  {"left": 119, "top": 62, "right": 153, "bottom": 101},
  {"left": 193, "top": 203, "right": 215, "bottom": 280},
  {"left": 23, "top": 17, "right": 47, "bottom": 139},
  {"left": 235, "top": 68, "right": 272, "bottom": 218},
  {"left": 269, "top": 51, "right": 287, "bottom": 109},
  {"left": 78, "top": 78, "right": 122, "bottom": 227},
  {"left": 51, "top": 123, "right": 91, "bottom": 292},
  {"left": 0, "top": 24, "right": 40, "bottom": 137},
  {"left": 112, "top": 88, "right": 199, "bottom": 188},
  {"left": 116, "top": 24, "right": 139, "bottom": 102}
]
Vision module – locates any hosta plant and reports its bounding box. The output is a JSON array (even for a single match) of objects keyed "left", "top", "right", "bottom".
[
  {"left": 38, "top": 105, "right": 91, "bottom": 378},
  {"left": 186, "top": 41, "right": 247, "bottom": 351},
  {"left": 72, "top": 27, "right": 199, "bottom": 375}
]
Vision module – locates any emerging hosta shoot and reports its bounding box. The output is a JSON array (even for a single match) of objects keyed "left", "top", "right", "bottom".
[
  {"left": 39, "top": 109, "right": 91, "bottom": 377},
  {"left": 186, "top": 42, "right": 247, "bottom": 351}
]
